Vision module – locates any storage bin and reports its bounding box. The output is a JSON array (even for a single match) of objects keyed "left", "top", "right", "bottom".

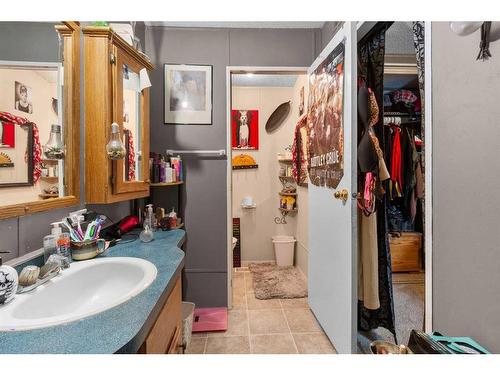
[
  {"left": 181, "top": 301, "right": 195, "bottom": 353},
  {"left": 272, "top": 235, "right": 296, "bottom": 267},
  {"left": 389, "top": 232, "right": 422, "bottom": 272}
]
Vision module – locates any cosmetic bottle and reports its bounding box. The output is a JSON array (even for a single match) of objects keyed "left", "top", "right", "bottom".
[
  {"left": 50, "top": 222, "right": 70, "bottom": 269},
  {"left": 159, "top": 155, "right": 166, "bottom": 182},
  {"left": 165, "top": 163, "right": 173, "bottom": 183}
]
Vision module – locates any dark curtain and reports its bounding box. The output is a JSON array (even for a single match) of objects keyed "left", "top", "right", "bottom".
[{"left": 357, "top": 24, "right": 397, "bottom": 340}]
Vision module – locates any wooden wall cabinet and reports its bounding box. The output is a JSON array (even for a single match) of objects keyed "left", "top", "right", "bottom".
[
  {"left": 83, "top": 26, "right": 153, "bottom": 204},
  {"left": 138, "top": 276, "right": 183, "bottom": 354}
]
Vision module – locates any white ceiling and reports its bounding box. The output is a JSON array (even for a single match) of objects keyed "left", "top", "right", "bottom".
[
  {"left": 232, "top": 74, "right": 303, "bottom": 87},
  {"left": 145, "top": 22, "right": 325, "bottom": 29}
]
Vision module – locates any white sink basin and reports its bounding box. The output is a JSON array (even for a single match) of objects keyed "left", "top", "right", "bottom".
[{"left": 0, "top": 257, "right": 157, "bottom": 331}]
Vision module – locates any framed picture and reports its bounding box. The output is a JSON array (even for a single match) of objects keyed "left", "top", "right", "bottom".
[
  {"left": 14, "top": 81, "right": 34, "bottom": 114},
  {"left": 0, "top": 122, "right": 15, "bottom": 148},
  {"left": 231, "top": 110, "right": 259, "bottom": 150},
  {"left": 0, "top": 123, "right": 34, "bottom": 187},
  {"left": 164, "top": 64, "right": 212, "bottom": 125}
]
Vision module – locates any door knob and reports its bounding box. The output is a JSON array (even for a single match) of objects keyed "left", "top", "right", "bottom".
[{"left": 334, "top": 189, "right": 349, "bottom": 203}]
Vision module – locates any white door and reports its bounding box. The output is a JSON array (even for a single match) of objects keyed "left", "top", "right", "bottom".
[{"left": 308, "top": 22, "right": 358, "bottom": 354}]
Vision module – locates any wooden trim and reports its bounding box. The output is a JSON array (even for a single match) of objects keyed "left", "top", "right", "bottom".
[
  {"left": 0, "top": 22, "right": 81, "bottom": 220},
  {"left": 82, "top": 26, "right": 154, "bottom": 70},
  {"left": 113, "top": 45, "right": 150, "bottom": 194}
]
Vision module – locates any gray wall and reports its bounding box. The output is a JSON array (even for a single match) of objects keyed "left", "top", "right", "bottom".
[
  {"left": 432, "top": 22, "right": 500, "bottom": 353},
  {"left": 0, "top": 22, "right": 133, "bottom": 263},
  {"left": 145, "top": 26, "right": 318, "bottom": 307},
  {"left": 319, "top": 22, "right": 343, "bottom": 51}
]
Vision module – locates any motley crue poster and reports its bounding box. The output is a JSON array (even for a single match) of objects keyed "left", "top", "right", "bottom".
[{"left": 307, "top": 41, "right": 345, "bottom": 189}]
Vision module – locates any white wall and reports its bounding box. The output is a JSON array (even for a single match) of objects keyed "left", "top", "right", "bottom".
[{"left": 232, "top": 78, "right": 307, "bottom": 264}]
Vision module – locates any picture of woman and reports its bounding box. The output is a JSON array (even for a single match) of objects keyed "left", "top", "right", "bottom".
[{"left": 14, "top": 81, "right": 33, "bottom": 114}]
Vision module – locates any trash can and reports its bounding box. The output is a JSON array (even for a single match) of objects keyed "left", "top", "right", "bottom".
[
  {"left": 272, "top": 235, "right": 296, "bottom": 266},
  {"left": 181, "top": 301, "right": 195, "bottom": 353}
]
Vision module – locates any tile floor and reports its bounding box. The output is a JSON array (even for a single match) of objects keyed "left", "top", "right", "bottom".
[{"left": 187, "top": 269, "right": 337, "bottom": 354}]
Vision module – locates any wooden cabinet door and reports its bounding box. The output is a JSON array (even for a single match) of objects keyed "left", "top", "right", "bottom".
[{"left": 141, "top": 277, "right": 182, "bottom": 354}]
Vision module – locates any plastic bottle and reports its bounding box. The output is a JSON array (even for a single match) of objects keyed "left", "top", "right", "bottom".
[
  {"left": 168, "top": 207, "right": 178, "bottom": 229},
  {"left": 50, "top": 222, "right": 70, "bottom": 269},
  {"left": 165, "top": 163, "right": 173, "bottom": 183},
  {"left": 43, "top": 235, "right": 58, "bottom": 263}
]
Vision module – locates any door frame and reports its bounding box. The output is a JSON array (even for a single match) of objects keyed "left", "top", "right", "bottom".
[
  {"left": 225, "top": 66, "right": 309, "bottom": 308},
  {"left": 356, "top": 21, "right": 434, "bottom": 333}
]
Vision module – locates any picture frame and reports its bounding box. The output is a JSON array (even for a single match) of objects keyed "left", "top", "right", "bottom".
[
  {"left": 164, "top": 64, "right": 213, "bottom": 125},
  {"left": 0, "top": 123, "right": 34, "bottom": 187}
]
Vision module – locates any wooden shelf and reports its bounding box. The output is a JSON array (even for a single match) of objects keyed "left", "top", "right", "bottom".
[
  {"left": 278, "top": 175, "right": 294, "bottom": 180},
  {"left": 279, "top": 192, "right": 297, "bottom": 196},
  {"left": 39, "top": 193, "right": 59, "bottom": 199},
  {"left": 278, "top": 159, "right": 293, "bottom": 163},
  {"left": 150, "top": 181, "right": 184, "bottom": 187},
  {"left": 279, "top": 208, "right": 297, "bottom": 213},
  {"left": 40, "top": 176, "right": 59, "bottom": 183},
  {"left": 174, "top": 223, "right": 184, "bottom": 229},
  {"left": 41, "top": 159, "right": 59, "bottom": 164}
]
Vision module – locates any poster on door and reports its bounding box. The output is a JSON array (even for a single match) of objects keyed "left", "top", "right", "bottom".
[
  {"left": 307, "top": 41, "right": 345, "bottom": 189},
  {"left": 232, "top": 109, "right": 259, "bottom": 150}
]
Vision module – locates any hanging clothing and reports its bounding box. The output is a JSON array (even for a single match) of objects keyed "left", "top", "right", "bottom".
[
  {"left": 358, "top": 23, "right": 396, "bottom": 341},
  {"left": 291, "top": 113, "right": 308, "bottom": 185},
  {"left": 0, "top": 111, "right": 42, "bottom": 183},
  {"left": 358, "top": 212, "right": 380, "bottom": 310}
]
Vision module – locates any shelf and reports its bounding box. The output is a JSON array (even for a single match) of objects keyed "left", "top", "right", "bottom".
[
  {"left": 174, "top": 223, "right": 184, "bottom": 229},
  {"left": 39, "top": 193, "right": 59, "bottom": 199},
  {"left": 241, "top": 204, "right": 257, "bottom": 209},
  {"left": 40, "top": 176, "right": 59, "bottom": 183},
  {"left": 278, "top": 175, "right": 294, "bottom": 180},
  {"left": 278, "top": 159, "right": 293, "bottom": 163},
  {"left": 279, "top": 192, "right": 297, "bottom": 196},
  {"left": 150, "top": 181, "right": 184, "bottom": 187},
  {"left": 41, "top": 159, "right": 59, "bottom": 164},
  {"left": 279, "top": 208, "right": 297, "bottom": 213}
]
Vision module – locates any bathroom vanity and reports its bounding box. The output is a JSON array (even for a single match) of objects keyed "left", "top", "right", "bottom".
[{"left": 0, "top": 230, "right": 185, "bottom": 354}]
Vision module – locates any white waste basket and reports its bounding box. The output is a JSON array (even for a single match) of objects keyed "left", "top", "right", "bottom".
[{"left": 272, "top": 235, "right": 296, "bottom": 266}]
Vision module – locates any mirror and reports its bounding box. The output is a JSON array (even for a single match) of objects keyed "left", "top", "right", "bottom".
[
  {"left": 0, "top": 63, "right": 63, "bottom": 199},
  {"left": 123, "top": 64, "right": 142, "bottom": 182},
  {"left": 0, "top": 22, "right": 80, "bottom": 219}
]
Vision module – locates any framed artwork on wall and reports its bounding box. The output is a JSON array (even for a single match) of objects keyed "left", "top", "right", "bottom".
[
  {"left": 231, "top": 109, "right": 259, "bottom": 150},
  {"left": 0, "top": 123, "right": 34, "bottom": 187},
  {"left": 14, "top": 81, "right": 34, "bottom": 114},
  {"left": 164, "top": 64, "right": 213, "bottom": 125}
]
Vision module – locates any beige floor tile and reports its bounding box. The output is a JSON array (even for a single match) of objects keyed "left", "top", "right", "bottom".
[
  {"left": 208, "top": 310, "right": 249, "bottom": 337},
  {"left": 205, "top": 336, "right": 250, "bottom": 354},
  {"left": 231, "top": 291, "right": 247, "bottom": 310},
  {"left": 232, "top": 283, "right": 246, "bottom": 300},
  {"left": 280, "top": 298, "right": 309, "bottom": 309},
  {"left": 293, "top": 333, "right": 337, "bottom": 354},
  {"left": 191, "top": 331, "right": 208, "bottom": 338},
  {"left": 284, "top": 308, "right": 322, "bottom": 333},
  {"left": 186, "top": 337, "right": 207, "bottom": 354},
  {"left": 244, "top": 273, "right": 254, "bottom": 292},
  {"left": 250, "top": 334, "right": 298, "bottom": 354},
  {"left": 248, "top": 309, "right": 289, "bottom": 334},
  {"left": 247, "top": 292, "right": 282, "bottom": 310}
]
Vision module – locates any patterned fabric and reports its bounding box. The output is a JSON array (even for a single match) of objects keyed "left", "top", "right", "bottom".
[
  {"left": 291, "top": 113, "right": 308, "bottom": 185},
  {"left": 392, "top": 89, "right": 418, "bottom": 105},
  {"left": 358, "top": 24, "right": 397, "bottom": 341},
  {"left": 126, "top": 129, "right": 136, "bottom": 181},
  {"left": 0, "top": 111, "right": 42, "bottom": 183}
]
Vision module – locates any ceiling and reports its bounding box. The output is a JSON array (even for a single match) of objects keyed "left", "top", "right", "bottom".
[
  {"left": 232, "top": 74, "right": 303, "bottom": 87},
  {"left": 145, "top": 22, "right": 325, "bottom": 29}
]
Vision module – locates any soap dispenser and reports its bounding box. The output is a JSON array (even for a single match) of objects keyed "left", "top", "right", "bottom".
[
  {"left": 50, "top": 222, "right": 71, "bottom": 269},
  {"left": 0, "top": 252, "right": 19, "bottom": 305},
  {"left": 140, "top": 204, "right": 155, "bottom": 243}
]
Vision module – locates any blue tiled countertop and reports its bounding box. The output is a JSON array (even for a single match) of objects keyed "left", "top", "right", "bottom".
[{"left": 0, "top": 229, "right": 185, "bottom": 354}]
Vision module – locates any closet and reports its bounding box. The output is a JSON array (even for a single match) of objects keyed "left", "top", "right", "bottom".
[{"left": 356, "top": 22, "right": 426, "bottom": 350}]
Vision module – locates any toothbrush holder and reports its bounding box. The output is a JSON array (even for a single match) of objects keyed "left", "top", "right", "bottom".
[{"left": 70, "top": 239, "right": 106, "bottom": 261}]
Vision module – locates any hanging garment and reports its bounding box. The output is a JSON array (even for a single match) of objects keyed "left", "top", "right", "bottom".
[
  {"left": 390, "top": 129, "right": 403, "bottom": 197},
  {"left": 291, "top": 113, "right": 308, "bottom": 185},
  {"left": 0, "top": 111, "right": 42, "bottom": 183},
  {"left": 127, "top": 129, "right": 136, "bottom": 181},
  {"left": 358, "top": 212, "right": 380, "bottom": 310}
]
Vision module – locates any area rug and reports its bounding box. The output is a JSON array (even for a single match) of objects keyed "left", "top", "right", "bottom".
[{"left": 249, "top": 263, "right": 308, "bottom": 300}]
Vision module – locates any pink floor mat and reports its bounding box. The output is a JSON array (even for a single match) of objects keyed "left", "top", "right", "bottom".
[{"left": 192, "top": 307, "right": 228, "bottom": 332}]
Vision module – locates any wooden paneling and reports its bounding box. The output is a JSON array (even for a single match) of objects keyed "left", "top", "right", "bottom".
[
  {"left": 140, "top": 277, "right": 182, "bottom": 354},
  {"left": 390, "top": 232, "right": 422, "bottom": 272}
]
